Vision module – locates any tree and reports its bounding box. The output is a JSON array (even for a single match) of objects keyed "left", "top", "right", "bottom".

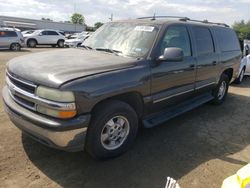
[
  {"left": 94, "top": 22, "right": 104, "bottom": 29},
  {"left": 233, "top": 20, "right": 250, "bottom": 42},
  {"left": 232, "top": 20, "right": 250, "bottom": 50},
  {"left": 71, "top": 13, "right": 85, "bottom": 24}
]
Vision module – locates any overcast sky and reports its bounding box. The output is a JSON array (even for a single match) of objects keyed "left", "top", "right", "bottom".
[{"left": 0, "top": 0, "right": 249, "bottom": 26}]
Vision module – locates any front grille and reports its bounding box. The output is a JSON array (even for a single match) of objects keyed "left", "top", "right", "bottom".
[
  {"left": 7, "top": 72, "right": 36, "bottom": 93},
  {"left": 6, "top": 72, "right": 37, "bottom": 111},
  {"left": 6, "top": 71, "right": 76, "bottom": 114}
]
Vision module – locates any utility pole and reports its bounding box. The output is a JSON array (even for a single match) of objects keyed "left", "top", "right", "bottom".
[
  {"left": 74, "top": 3, "right": 76, "bottom": 32},
  {"left": 109, "top": 14, "right": 113, "bottom": 21}
]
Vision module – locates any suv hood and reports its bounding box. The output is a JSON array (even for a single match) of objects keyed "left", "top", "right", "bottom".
[{"left": 7, "top": 48, "right": 137, "bottom": 88}]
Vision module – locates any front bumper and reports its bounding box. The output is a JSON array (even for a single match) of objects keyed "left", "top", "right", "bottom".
[{"left": 2, "top": 86, "right": 90, "bottom": 152}]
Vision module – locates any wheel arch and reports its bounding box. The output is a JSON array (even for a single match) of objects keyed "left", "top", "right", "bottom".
[
  {"left": 91, "top": 91, "right": 145, "bottom": 119},
  {"left": 27, "top": 38, "right": 38, "bottom": 45},
  {"left": 222, "top": 68, "right": 234, "bottom": 82}
]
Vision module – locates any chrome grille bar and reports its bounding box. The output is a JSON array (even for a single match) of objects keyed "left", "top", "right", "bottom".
[{"left": 6, "top": 76, "right": 76, "bottom": 111}]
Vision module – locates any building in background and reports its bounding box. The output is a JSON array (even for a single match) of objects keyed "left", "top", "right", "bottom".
[{"left": 0, "top": 16, "right": 86, "bottom": 33}]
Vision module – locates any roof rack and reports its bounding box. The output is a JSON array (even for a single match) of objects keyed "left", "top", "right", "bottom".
[
  {"left": 137, "top": 16, "right": 229, "bottom": 27},
  {"left": 187, "top": 19, "right": 230, "bottom": 27},
  {"left": 137, "top": 16, "right": 190, "bottom": 21}
]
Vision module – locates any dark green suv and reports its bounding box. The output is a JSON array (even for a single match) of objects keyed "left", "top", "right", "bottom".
[{"left": 3, "top": 17, "right": 241, "bottom": 159}]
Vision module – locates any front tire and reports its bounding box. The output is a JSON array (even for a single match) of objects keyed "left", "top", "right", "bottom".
[
  {"left": 27, "top": 39, "right": 37, "bottom": 48},
  {"left": 57, "top": 40, "right": 64, "bottom": 48},
  {"left": 85, "top": 100, "right": 138, "bottom": 159},
  {"left": 211, "top": 74, "right": 229, "bottom": 105}
]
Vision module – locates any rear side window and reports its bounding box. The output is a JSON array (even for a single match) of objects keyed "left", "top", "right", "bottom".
[
  {"left": 193, "top": 27, "right": 214, "bottom": 55},
  {"left": 0, "top": 31, "right": 17, "bottom": 37},
  {"left": 214, "top": 27, "right": 241, "bottom": 52},
  {"left": 47, "top": 31, "right": 59, "bottom": 35}
]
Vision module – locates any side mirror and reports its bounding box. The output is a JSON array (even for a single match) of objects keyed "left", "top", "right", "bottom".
[
  {"left": 39, "top": 33, "right": 43, "bottom": 36},
  {"left": 158, "top": 47, "right": 184, "bottom": 62}
]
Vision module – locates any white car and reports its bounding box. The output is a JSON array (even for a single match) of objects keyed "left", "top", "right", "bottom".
[
  {"left": 235, "top": 43, "right": 250, "bottom": 84},
  {"left": 23, "top": 29, "right": 65, "bottom": 48},
  {"left": 64, "top": 32, "right": 91, "bottom": 48}
]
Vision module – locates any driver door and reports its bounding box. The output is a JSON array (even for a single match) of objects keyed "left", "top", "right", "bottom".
[
  {"left": 37, "top": 31, "right": 49, "bottom": 44},
  {"left": 151, "top": 25, "right": 196, "bottom": 109}
]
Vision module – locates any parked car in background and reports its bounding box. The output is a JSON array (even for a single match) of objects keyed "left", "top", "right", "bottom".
[
  {"left": 0, "top": 27, "right": 24, "bottom": 51},
  {"left": 64, "top": 32, "right": 91, "bottom": 48},
  {"left": 23, "top": 29, "right": 65, "bottom": 48},
  {"left": 3, "top": 17, "right": 241, "bottom": 159},
  {"left": 21, "top": 30, "right": 34, "bottom": 35},
  {"left": 243, "top": 41, "right": 250, "bottom": 75},
  {"left": 234, "top": 41, "right": 250, "bottom": 84}
]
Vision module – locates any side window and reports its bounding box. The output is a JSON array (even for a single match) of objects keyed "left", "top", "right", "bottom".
[
  {"left": 41, "top": 31, "right": 48, "bottom": 35},
  {"left": 193, "top": 27, "right": 214, "bottom": 55},
  {"left": 161, "top": 26, "right": 191, "bottom": 57},
  {"left": 0, "top": 31, "right": 17, "bottom": 37},
  {"left": 6, "top": 31, "right": 17, "bottom": 37},
  {"left": 47, "top": 31, "right": 59, "bottom": 35},
  {"left": 214, "top": 27, "right": 241, "bottom": 52}
]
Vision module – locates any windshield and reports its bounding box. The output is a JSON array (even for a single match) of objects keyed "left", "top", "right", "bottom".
[{"left": 83, "top": 22, "right": 159, "bottom": 57}]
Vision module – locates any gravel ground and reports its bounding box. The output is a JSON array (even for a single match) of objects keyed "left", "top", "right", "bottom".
[{"left": 0, "top": 48, "right": 249, "bottom": 188}]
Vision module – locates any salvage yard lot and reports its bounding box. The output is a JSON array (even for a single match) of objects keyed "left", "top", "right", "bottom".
[{"left": 0, "top": 48, "right": 250, "bottom": 188}]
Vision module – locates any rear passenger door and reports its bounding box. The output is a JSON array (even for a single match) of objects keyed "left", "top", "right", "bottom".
[{"left": 191, "top": 26, "right": 219, "bottom": 90}]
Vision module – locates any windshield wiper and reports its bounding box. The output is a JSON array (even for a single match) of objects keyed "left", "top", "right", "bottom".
[{"left": 95, "top": 48, "right": 122, "bottom": 56}]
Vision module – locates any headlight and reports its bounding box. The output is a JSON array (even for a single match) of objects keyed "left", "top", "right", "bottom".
[
  {"left": 36, "top": 86, "right": 75, "bottom": 102},
  {"left": 36, "top": 86, "right": 76, "bottom": 119}
]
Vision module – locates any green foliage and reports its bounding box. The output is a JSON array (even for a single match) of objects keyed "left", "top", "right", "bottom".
[
  {"left": 94, "top": 22, "right": 104, "bottom": 29},
  {"left": 71, "top": 13, "right": 85, "bottom": 24},
  {"left": 233, "top": 20, "right": 250, "bottom": 41}
]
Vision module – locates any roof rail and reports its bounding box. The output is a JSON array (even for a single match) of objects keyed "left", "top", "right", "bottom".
[
  {"left": 137, "top": 15, "right": 229, "bottom": 27},
  {"left": 187, "top": 19, "right": 230, "bottom": 27},
  {"left": 137, "top": 16, "right": 190, "bottom": 21}
]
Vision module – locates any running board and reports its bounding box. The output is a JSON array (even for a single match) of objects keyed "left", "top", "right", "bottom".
[{"left": 143, "top": 93, "right": 214, "bottom": 128}]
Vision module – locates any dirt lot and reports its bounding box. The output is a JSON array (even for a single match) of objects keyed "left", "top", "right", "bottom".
[{"left": 0, "top": 48, "right": 250, "bottom": 188}]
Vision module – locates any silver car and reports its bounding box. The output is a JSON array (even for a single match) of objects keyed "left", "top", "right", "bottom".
[{"left": 0, "top": 28, "right": 24, "bottom": 51}]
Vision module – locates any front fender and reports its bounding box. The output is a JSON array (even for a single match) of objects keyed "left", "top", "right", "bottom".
[{"left": 60, "top": 62, "right": 151, "bottom": 114}]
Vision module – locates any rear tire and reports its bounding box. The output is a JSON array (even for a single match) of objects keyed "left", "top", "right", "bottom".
[
  {"left": 85, "top": 100, "right": 138, "bottom": 159},
  {"left": 234, "top": 68, "right": 245, "bottom": 84},
  {"left": 10, "top": 43, "right": 21, "bottom": 51},
  {"left": 57, "top": 40, "right": 64, "bottom": 48},
  {"left": 27, "top": 39, "right": 37, "bottom": 48},
  {"left": 211, "top": 74, "right": 229, "bottom": 105}
]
